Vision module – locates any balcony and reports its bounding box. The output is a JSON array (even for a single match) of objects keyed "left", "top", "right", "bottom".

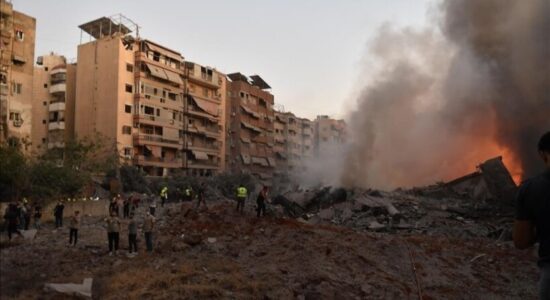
[
  {"left": 133, "top": 134, "right": 183, "bottom": 149},
  {"left": 49, "top": 83, "right": 66, "bottom": 94},
  {"left": 186, "top": 141, "right": 220, "bottom": 154},
  {"left": 48, "top": 121, "right": 65, "bottom": 131},
  {"left": 49, "top": 102, "right": 65, "bottom": 112},
  {"left": 134, "top": 114, "right": 183, "bottom": 129},
  {"left": 136, "top": 93, "right": 182, "bottom": 111},
  {"left": 134, "top": 155, "right": 183, "bottom": 168}
]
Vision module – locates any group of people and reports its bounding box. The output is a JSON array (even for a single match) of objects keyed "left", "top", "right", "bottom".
[{"left": 3, "top": 199, "right": 44, "bottom": 240}]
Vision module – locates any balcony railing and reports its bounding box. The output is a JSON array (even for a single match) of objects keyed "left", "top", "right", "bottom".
[{"left": 133, "top": 134, "right": 183, "bottom": 147}]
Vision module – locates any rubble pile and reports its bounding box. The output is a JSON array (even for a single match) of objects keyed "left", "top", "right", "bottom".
[{"left": 276, "top": 157, "right": 518, "bottom": 241}]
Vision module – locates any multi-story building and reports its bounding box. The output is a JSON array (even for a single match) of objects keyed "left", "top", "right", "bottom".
[
  {"left": 313, "top": 115, "right": 346, "bottom": 156},
  {"left": 0, "top": 0, "right": 36, "bottom": 150},
  {"left": 273, "top": 111, "right": 315, "bottom": 175},
  {"left": 75, "top": 16, "right": 225, "bottom": 176},
  {"left": 273, "top": 111, "right": 288, "bottom": 175},
  {"left": 226, "top": 73, "right": 275, "bottom": 182},
  {"left": 183, "top": 62, "right": 226, "bottom": 176},
  {"left": 31, "top": 53, "right": 76, "bottom": 155}
]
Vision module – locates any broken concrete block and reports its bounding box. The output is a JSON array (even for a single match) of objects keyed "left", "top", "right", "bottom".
[{"left": 44, "top": 278, "right": 93, "bottom": 298}]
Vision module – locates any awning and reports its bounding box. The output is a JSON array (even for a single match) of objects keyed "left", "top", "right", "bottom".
[
  {"left": 190, "top": 95, "right": 218, "bottom": 117},
  {"left": 192, "top": 150, "right": 209, "bottom": 160},
  {"left": 252, "top": 156, "right": 269, "bottom": 167},
  {"left": 240, "top": 105, "right": 260, "bottom": 118},
  {"left": 240, "top": 137, "right": 251, "bottom": 144},
  {"left": 267, "top": 157, "right": 276, "bottom": 167},
  {"left": 241, "top": 153, "right": 251, "bottom": 165},
  {"left": 164, "top": 69, "right": 184, "bottom": 85},
  {"left": 144, "top": 41, "right": 182, "bottom": 62},
  {"left": 12, "top": 54, "right": 26, "bottom": 64},
  {"left": 241, "top": 121, "right": 262, "bottom": 133},
  {"left": 145, "top": 63, "right": 168, "bottom": 81}
]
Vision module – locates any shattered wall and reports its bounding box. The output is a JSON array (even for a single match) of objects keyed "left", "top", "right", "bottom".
[{"left": 341, "top": 0, "right": 550, "bottom": 189}]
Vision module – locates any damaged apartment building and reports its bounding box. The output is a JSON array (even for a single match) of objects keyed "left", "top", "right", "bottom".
[
  {"left": 273, "top": 111, "right": 314, "bottom": 176},
  {"left": 31, "top": 53, "right": 76, "bottom": 155},
  {"left": 226, "top": 73, "right": 275, "bottom": 183},
  {"left": 74, "top": 16, "right": 226, "bottom": 176},
  {"left": 0, "top": 0, "right": 35, "bottom": 151}
]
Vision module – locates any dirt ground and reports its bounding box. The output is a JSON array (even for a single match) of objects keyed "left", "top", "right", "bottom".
[{"left": 0, "top": 200, "right": 540, "bottom": 299}]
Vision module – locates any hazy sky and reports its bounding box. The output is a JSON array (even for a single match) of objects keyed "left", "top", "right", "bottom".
[{"left": 15, "top": 0, "right": 431, "bottom": 119}]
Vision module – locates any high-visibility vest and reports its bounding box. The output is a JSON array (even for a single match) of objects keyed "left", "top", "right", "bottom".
[
  {"left": 237, "top": 187, "right": 247, "bottom": 198},
  {"left": 160, "top": 187, "right": 168, "bottom": 197},
  {"left": 185, "top": 189, "right": 192, "bottom": 196}
]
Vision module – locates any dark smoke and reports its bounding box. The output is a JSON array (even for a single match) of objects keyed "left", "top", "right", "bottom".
[{"left": 342, "top": 0, "right": 550, "bottom": 189}]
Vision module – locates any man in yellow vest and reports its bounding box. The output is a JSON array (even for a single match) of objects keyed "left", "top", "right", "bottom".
[
  {"left": 160, "top": 186, "right": 168, "bottom": 207},
  {"left": 236, "top": 184, "right": 247, "bottom": 214}
]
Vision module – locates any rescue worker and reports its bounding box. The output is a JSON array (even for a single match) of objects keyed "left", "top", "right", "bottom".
[
  {"left": 184, "top": 186, "right": 194, "bottom": 202},
  {"left": 257, "top": 186, "right": 268, "bottom": 217},
  {"left": 160, "top": 186, "right": 168, "bottom": 207},
  {"left": 236, "top": 184, "right": 247, "bottom": 214}
]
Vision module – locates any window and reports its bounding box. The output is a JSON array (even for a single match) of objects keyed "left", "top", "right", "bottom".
[
  {"left": 144, "top": 106, "right": 154, "bottom": 115},
  {"left": 44, "top": 83, "right": 48, "bottom": 88},
  {"left": 156, "top": 108, "right": 160, "bottom": 117},
  {"left": 125, "top": 84, "right": 133, "bottom": 93},
  {"left": 126, "top": 63, "right": 134, "bottom": 72},
  {"left": 125, "top": 104, "right": 132, "bottom": 113},
  {"left": 9, "top": 112, "right": 21, "bottom": 121},
  {"left": 42, "top": 138, "right": 46, "bottom": 144},
  {"left": 124, "top": 147, "right": 132, "bottom": 156},
  {"left": 168, "top": 92, "right": 176, "bottom": 101},
  {"left": 15, "top": 30, "right": 24, "bottom": 41},
  {"left": 12, "top": 83, "right": 22, "bottom": 94},
  {"left": 43, "top": 101, "right": 47, "bottom": 106},
  {"left": 240, "top": 92, "right": 244, "bottom": 98},
  {"left": 45, "top": 67, "right": 48, "bottom": 71},
  {"left": 42, "top": 119, "right": 46, "bottom": 124},
  {"left": 122, "top": 126, "right": 132, "bottom": 135}
]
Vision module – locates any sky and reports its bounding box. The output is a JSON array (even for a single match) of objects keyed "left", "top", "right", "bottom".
[{"left": 15, "top": 0, "right": 432, "bottom": 120}]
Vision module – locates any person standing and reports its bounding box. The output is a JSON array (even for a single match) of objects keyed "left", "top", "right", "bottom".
[
  {"left": 149, "top": 197, "right": 157, "bottom": 216},
  {"left": 123, "top": 197, "right": 130, "bottom": 219},
  {"left": 69, "top": 211, "right": 81, "bottom": 246},
  {"left": 513, "top": 131, "right": 550, "bottom": 299},
  {"left": 236, "top": 184, "right": 248, "bottom": 214},
  {"left": 184, "top": 186, "right": 194, "bottom": 202},
  {"left": 128, "top": 214, "right": 138, "bottom": 256},
  {"left": 196, "top": 183, "right": 207, "bottom": 209},
  {"left": 143, "top": 212, "right": 155, "bottom": 253},
  {"left": 23, "top": 200, "right": 32, "bottom": 230},
  {"left": 160, "top": 186, "right": 168, "bottom": 207},
  {"left": 33, "top": 205, "right": 42, "bottom": 229},
  {"left": 4, "top": 203, "right": 22, "bottom": 241},
  {"left": 256, "top": 186, "right": 269, "bottom": 217},
  {"left": 109, "top": 198, "right": 118, "bottom": 217},
  {"left": 54, "top": 201, "right": 65, "bottom": 228},
  {"left": 106, "top": 212, "right": 121, "bottom": 256}
]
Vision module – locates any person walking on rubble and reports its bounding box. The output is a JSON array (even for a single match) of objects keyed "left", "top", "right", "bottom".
[
  {"left": 196, "top": 183, "right": 207, "bottom": 210},
  {"left": 236, "top": 184, "right": 248, "bottom": 214},
  {"left": 68, "top": 211, "right": 81, "bottom": 246},
  {"left": 128, "top": 214, "right": 138, "bottom": 256},
  {"left": 513, "top": 131, "right": 550, "bottom": 300},
  {"left": 256, "top": 186, "right": 269, "bottom": 217},
  {"left": 143, "top": 212, "right": 155, "bottom": 253},
  {"left": 184, "top": 186, "right": 194, "bottom": 202},
  {"left": 106, "top": 212, "right": 121, "bottom": 256},
  {"left": 54, "top": 201, "right": 65, "bottom": 228}
]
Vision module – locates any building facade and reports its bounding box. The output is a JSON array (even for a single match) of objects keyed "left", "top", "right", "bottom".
[
  {"left": 313, "top": 115, "right": 346, "bottom": 156},
  {"left": 0, "top": 0, "right": 36, "bottom": 151},
  {"left": 32, "top": 53, "right": 76, "bottom": 154},
  {"left": 226, "top": 73, "right": 275, "bottom": 182},
  {"left": 74, "top": 16, "right": 225, "bottom": 176}
]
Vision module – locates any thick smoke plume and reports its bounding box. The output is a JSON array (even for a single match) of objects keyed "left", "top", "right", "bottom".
[{"left": 341, "top": 0, "right": 550, "bottom": 189}]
